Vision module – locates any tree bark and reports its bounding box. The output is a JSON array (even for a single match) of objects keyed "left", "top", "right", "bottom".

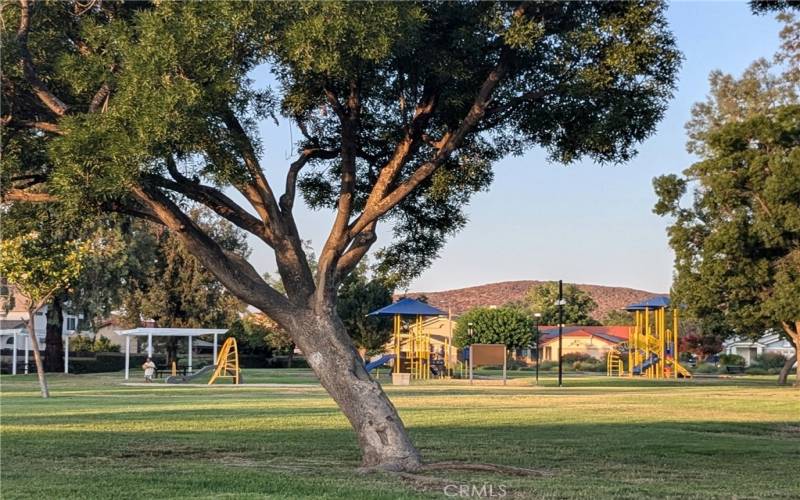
[
  {"left": 26, "top": 308, "right": 49, "bottom": 398},
  {"left": 288, "top": 309, "right": 420, "bottom": 470},
  {"left": 779, "top": 322, "right": 799, "bottom": 388},
  {"left": 44, "top": 295, "right": 64, "bottom": 372},
  {"left": 286, "top": 343, "right": 294, "bottom": 369},
  {"left": 777, "top": 354, "right": 797, "bottom": 386}
]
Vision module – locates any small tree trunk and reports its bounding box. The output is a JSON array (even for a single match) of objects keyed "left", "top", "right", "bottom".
[
  {"left": 44, "top": 295, "right": 64, "bottom": 372},
  {"left": 777, "top": 354, "right": 797, "bottom": 386},
  {"left": 26, "top": 308, "right": 49, "bottom": 398},
  {"left": 779, "top": 322, "right": 799, "bottom": 388},
  {"left": 166, "top": 337, "right": 179, "bottom": 366},
  {"left": 289, "top": 309, "right": 421, "bottom": 470},
  {"left": 286, "top": 343, "right": 294, "bottom": 368}
]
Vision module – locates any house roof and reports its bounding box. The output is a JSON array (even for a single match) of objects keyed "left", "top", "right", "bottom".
[
  {"left": 368, "top": 298, "right": 445, "bottom": 317},
  {"left": 117, "top": 328, "right": 228, "bottom": 337},
  {"left": 538, "top": 325, "right": 630, "bottom": 344}
]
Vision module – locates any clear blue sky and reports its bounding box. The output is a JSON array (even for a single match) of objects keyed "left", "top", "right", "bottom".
[{"left": 241, "top": 2, "right": 785, "bottom": 294}]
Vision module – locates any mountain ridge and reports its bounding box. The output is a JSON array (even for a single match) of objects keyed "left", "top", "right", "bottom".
[{"left": 400, "top": 280, "right": 665, "bottom": 320}]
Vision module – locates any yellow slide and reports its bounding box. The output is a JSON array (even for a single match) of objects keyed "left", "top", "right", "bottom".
[{"left": 667, "top": 358, "right": 692, "bottom": 379}]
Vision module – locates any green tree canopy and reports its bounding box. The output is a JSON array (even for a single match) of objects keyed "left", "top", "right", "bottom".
[
  {"left": 453, "top": 307, "right": 533, "bottom": 349},
  {"left": 337, "top": 263, "right": 394, "bottom": 355},
  {"left": 513, "top": 282, "right": 600, "bottom": 326},
  {"left": 654, "top": 13, "right": 800, "bottom": 385},
  {"left": 1, "top": 0, "right": 681, "bottom": 468}
]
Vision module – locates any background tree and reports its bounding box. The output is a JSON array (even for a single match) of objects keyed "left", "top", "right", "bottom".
[
  {"left": 513, "top": 282, "right": 600, "bottom": 326},
  {"left": 337, "top": 262, "right": 394, "bottom": 356},
  {"left": 121, "top": 209, "right": 249, "bottom": 365},
  {"left": 2, "top": 1, "right": 679, "bottom": 468},
  {"left": 654, "top": 7, "right": 799, "bottom": 386},
  {"left": 0, "top": 203, "right": 133, "bottom": 371},
  {"left": 602, "top": 310, "right": 635, "bottom": 326},
  {"left": 680, "top": 332, "right": 724, "bottom": 363},
  {"left": 453, "top": 307, "right": 534, "bottom": 349},
  {"left": 0, "top": 232, "right": 90, "bottom": 398}
]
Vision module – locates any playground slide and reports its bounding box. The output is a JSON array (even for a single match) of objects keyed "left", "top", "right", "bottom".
[
  {"left": 666, "top": 358, "right": 693, "bottom": 379},
  {"left": 365, "top": 354, "right": 395, "bottom": 372},
  {"left": 165, "top": 364, "right": 216, "bottom": 384},
  {"left": 632, "top": 354, "right": 659, "bottom": 375}
]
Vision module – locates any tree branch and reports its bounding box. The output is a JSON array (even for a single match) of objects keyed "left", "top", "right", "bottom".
[
  {"left": 280, "top": 147, "right": 339, "bottom": 213},
  {"left": 334, "top": 220, "right": 378, "bottom": 282},
  {"left": 17, "top": 0, "right": 69, "bottom": 117},
  {"left": 88, "top": 82, "right": 110, "bottom": 113},
  {"left": 144, "top": 173, "right": 276, "bottom": 246},
  {"left": 2, "top": 188, "right": 56, "bottom": 203},
  {"left": 129, "top": 184, "right": 294, "bottom": 321},
  {"left": 220, "top": 108, "right": 282, "bottom": 228},
  {"left": 349, "top": 48, "right": 513, "bottom": 239},
  {"left": 1, "top": 115, "right": 64, "bottom": 135}
]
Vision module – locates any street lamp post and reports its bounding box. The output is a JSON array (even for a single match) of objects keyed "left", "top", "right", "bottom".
[
  {"left": 533, "top": 313, "right": 542, "bottom": 384},
  {"left": 556, "top": 280, "right": 566, "bottom": 387}
]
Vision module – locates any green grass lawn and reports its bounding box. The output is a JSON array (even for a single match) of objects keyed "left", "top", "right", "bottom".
[{"left": 1, "top": 370, "right": 798, "bottom": 499}]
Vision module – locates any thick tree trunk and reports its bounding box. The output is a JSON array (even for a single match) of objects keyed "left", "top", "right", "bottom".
[
  {"left": 779, "top": 322, "right": 799, "bottom": 388},
  {"left": 777, "top": 354, "right": 797, "bottom": 386},
  {"left": 44, "top": 295, "right": 64, "bottom": 372},
  {"left": 166, "top": 337, "right": 179, "bottom": 366},
  {"left": 26, "top": 311, "right": 49, "bottom": 398},
  {"left": 288, "top": 309, "right": 421, "bottom": 470}
]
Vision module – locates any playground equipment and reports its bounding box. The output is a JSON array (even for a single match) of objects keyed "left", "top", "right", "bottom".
[
  {"left": 365, "top": 354, "right": 395, "bottom": 372},
  {"left": 607, "top": 296, "right": 692, "bottom": 379},
  {"left": 367, "top": 298, "right": 448, "bottom": 381},
  {"left": 208, "top": 337, "right": 241, "bottom": 385}
]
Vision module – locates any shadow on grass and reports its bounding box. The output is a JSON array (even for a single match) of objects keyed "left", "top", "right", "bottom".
[{"left": 2, "top": 417, "right": 799, "bottom": 499}]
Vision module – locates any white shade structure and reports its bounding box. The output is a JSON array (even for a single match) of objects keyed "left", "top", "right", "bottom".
[{"left": 118, "top": 328, "right": 227, "bottom": 380}]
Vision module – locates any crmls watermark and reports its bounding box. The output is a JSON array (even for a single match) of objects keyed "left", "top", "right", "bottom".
[{"left": 443, "top": 483, "right": 508, "bottom": 498}]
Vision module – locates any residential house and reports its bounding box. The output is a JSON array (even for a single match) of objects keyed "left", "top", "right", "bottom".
[{"left": 723, "top": 333, "right": 796, "bottom": 366}]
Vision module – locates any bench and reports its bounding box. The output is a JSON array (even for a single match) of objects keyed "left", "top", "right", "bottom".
[{"left": 725, "top": 365, "right": 745, "bottom": 374}]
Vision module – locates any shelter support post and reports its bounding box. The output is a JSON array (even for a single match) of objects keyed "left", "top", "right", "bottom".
[
  {"left": 24, "top": 335, "right": 29, "bottom": 375},
  {"left": 12, "top": 333, "right": 17, "bottom": 375},
  {"left": 64, "top": 334, "right": 69, "bottom": 374},
  {"left": 147, "top": 333, "right": 153, "bottom": 357},
  {"left": 213, "top": 333, "right": 218, "bottom": 365},
  {"left": 124, "top": 336, "right": 130, "bottom": 380},
  {"left": 188, "top": 336, "right": 193, "bottom": 374}
]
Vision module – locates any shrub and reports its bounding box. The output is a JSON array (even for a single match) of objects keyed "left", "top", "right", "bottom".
[
  {"left": 539, "top": 361, "right": 558, "bottom": 371},
  {"left": 718, "top": 354, "right": 745, "bottom": 366},
  {"left": 563, "top": 352, "right": 594, "bottom": 364},
  {"left": 573, "top": 360, "right": 604, "bottom": 372},
  {"left": 694, "top": 363, "right": 720, "bottom": 374},
  {"left": 745, "top": 366, "right": 768, "bottom": 375},
  {"left": 756, "top": 352, "right": 787, "bottom": 369}
]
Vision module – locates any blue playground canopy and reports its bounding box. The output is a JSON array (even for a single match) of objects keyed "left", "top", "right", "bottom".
[
  {"left": 624, "top": 295, "right": 671, "bottom": 311},
  {"left": 367, "top": 297, "right": 445, "bottom": 317}
]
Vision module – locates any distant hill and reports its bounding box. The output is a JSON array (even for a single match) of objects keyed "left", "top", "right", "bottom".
[{"left": 401, "top": 280, "right": 664, "bottom": 320}]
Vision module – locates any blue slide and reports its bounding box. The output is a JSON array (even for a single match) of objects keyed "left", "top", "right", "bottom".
[
  {"left": 632, "top": 353, "right": 659, "bottom": 375},
  {"left": 365, "top": 354, "right": 395, "bottom": 372}
]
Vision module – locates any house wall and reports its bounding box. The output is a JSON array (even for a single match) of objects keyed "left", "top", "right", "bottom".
[{"left": 540, "top": 335, "right": 618, "bottom": 361}]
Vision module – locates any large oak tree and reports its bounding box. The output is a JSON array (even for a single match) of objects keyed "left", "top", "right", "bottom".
[{"left": 1, "top": 1, "right": 679, "bottom": 469}]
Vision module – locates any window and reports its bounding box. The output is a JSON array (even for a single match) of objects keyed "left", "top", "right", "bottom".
[{"left": 66, "top": 317, "right": 77, "bottom": 331}]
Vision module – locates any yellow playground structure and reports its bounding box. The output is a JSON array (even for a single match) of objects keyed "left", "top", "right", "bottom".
[
  {"left": 607, "top": 296, "right": 692, "bottom": 379},
  {"left": 209, "top": 337, "right": 241, "bottom": 385},
  {"left": 367, "top": 298, "right": 451, "bottom": 380}
]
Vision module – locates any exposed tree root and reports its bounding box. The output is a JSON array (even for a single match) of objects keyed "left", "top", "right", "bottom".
[
  {"left": 360, "top": 460, "right": 549, "bottom": 478},
  {"left": 421, "top": 461, "right": 550, "bottom": 477}
]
